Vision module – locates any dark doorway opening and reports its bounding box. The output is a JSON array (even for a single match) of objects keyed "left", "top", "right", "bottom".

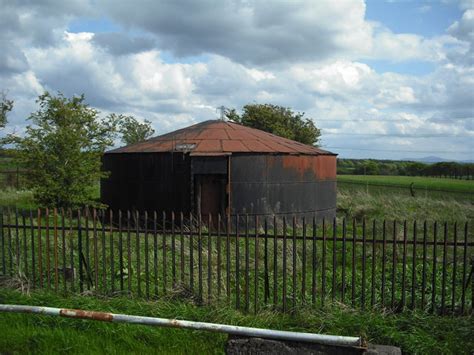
[{"left": 194, "top": 174, "right": 227, "bottom": 219}]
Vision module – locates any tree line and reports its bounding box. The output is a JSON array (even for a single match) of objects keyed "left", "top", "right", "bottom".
[{"left": 338, "top": 159, "right": 474, "bottom": 180}]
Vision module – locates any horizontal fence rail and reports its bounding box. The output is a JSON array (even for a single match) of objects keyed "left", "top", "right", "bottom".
[{"left": 0, "top": 208, "right": 472, "bottom": 316}]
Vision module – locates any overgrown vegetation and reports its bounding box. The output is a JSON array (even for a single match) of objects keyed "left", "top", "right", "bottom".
[
  {"left": 2, "top": 92, "right": 155, "bottom": 209},
  {"left": 337, "top": 189, "right": 473, "bottom": 221},
  {"left": 0, "top": 188, "right": 34, "bottom": 210},
  {"left": 4, "top": 93, "right": 116, "bottom": 208},
  {"left": 0, "top": 288, "right": 472, "bottom": 354}
]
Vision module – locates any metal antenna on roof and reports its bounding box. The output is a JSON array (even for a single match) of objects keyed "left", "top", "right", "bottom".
[{"left": 217, "top": 106, "right": 226, "bottom": 121}]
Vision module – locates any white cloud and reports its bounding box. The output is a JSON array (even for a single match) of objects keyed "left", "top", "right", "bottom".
[{"left": 0, "top": 0, "right": 472, "bottom": 160}]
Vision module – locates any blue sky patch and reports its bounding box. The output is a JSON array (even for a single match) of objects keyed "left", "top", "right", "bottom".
[{"left": 365, "top": 0, "right": 461, "bottom": 37}]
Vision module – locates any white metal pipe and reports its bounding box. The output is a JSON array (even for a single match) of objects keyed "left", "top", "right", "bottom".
[{"left": 0, "top": 304, "right": 362, "bottom": 347}]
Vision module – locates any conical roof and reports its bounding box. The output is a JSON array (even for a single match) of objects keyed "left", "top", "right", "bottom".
[{"left": 107, "top": 120, "right": 335, "bottom": 156}]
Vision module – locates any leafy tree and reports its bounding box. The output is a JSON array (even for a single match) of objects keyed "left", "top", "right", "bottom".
[
  {"left": 6, "top": 92, "right": 116, "bottom": 208},
  {"left": 0, "top": 91, "right": 13, "bottom": 129},
  {"left": 226, "top": 104, "right": 321, "bottom": 146},
  {"left": 110, "top": 114, "right": 155, "bottom": 145},
  {"left": 405, "top": 162, "right": 426, "bottom": 176}
]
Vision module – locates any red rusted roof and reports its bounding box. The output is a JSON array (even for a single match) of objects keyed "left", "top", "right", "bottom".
[{"left": 107, "top": 120, "right": 335, "bottom": 155}]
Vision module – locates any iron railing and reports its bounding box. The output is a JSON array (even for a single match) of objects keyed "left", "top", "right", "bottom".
[{"left": 0, "top": 208, "right": 472, "bottom": 315}]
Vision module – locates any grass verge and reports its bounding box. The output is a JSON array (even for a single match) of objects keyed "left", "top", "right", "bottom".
[{"left": 0, "top": 288, "right": 472, "bottom": 354}]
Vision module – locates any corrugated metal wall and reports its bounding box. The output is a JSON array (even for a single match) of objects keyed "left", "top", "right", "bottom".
[
  {"left": 101, "top": 152, "right": 191, "bottom": 213},
  {"left": 230, "top": 154, "right": 336, "bottom": 219},
  {"left": 101, "top": 152, "right": 336, "bottom": 219}
]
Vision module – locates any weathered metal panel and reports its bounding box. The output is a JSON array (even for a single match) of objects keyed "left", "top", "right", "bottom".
[
  {"left": 192, "top": 156, "right": 227, "bottom": 175},
  {"left": 101, "top": 152, "right": 191, "bottom": 213},
  {"left": 230, "top": 155, "right": 266, "bottom": 182},
  {"left": 230, "top": 154, "right": 336, "bottom": 219}
]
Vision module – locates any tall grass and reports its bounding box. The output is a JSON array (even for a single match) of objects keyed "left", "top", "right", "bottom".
[
  {"left": 337, "top": 189, "right": 473, "bottom": 222},
  {"left": 0, "top": 188, "right": 35, "bottom": 210}
]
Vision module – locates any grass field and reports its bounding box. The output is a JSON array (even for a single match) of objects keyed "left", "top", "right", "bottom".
[
  {"left": 338, "top": 175, "right": 473, "bottom": 193},
  {"left": 0, "top": 288, "right": 472, "bottom": 354}
]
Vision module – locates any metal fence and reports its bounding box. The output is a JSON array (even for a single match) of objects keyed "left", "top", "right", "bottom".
[{"left": 0, "top": 208, "right": 472, "bottom": 316}]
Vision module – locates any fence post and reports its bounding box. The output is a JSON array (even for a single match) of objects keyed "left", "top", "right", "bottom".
[
  {"left": 302, "top": 217, "right": 307, "bottom": 304},
  {"left": 254, "top": 214, "right": 259, "bottom": 314},
  {"left": 451, "top": 222, "right": 457, "bottom": 315},
  {"left": 273, "top": 215, "right": 278, "bottom": 307},
  {"left": 245, "top": 214, "right": 249, "bottom": 313},
  {"left": 292, "top": 216, "right": 297, "bottom": 311},
  {"left": 0, "top": 208, "right": 4, "bottom": 275},
  {"left": 30, "top": 210, "right": 36, "bottom": 289},
  {"left": 332, "top": 217, "right": 337, "bottom": 303},
  {"left": 16, "top": 166, "right": 19, "bottom": 190},
  {"left": 431, "top": 221, "right": 438, "bottom": 313},
  {"left": 411, "top": 221, "right": 417, "bottom": 310},
  {"left": 282, "top": 216, "right": 287, "bottom": 312},
  {"left": 144, "top": 211, "right": 149, "bottom": 299},
  {"left": 341, "top": 218, "right": 347, "bottom": 304},
  {"left": 78, "top": 210, "right": 83, "bottom": 293},
  {"left": 198, "top": 213, "right": 202, "bottom": 302},
  {"left": 381, "top": 220, "right": 387, "bottom": 308},
  {"left": 321, "top": 218, "right": 326, "bottom": 308},
  {"left": 361, "top": 218, "right": 366, "bottom": 310},
  {"left": 207, "top": 213, "right": 212, "bottom": 305},
  {"left": 460, "top": 222, "right": 467, "bottom": 314}
]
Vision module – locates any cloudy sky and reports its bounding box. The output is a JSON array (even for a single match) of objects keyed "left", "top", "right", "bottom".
[{"left": 1, "top": 0, "right": 473, "bottom": 160}]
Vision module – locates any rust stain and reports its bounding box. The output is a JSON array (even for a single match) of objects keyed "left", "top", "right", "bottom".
[
  {"left": 60, "top": 309, "right": 114, "bottom": 322},
  {"left": 170, "top": 319, "right": 181, "bottom": 327},
  {"left": 316, "top": 155, "right": 337, "bottom": 179},
  {"left": 281, "top": 155, "right": 336, "bottom": 180}
]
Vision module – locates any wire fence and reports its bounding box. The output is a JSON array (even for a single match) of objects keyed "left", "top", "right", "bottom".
[{"left": 0, "top": 208, "right": 472, "bottom": 316}]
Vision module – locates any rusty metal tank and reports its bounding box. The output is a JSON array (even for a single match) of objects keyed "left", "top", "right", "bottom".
[{"left": 101, "top": 120, "right": 337, "bottom": 220}]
